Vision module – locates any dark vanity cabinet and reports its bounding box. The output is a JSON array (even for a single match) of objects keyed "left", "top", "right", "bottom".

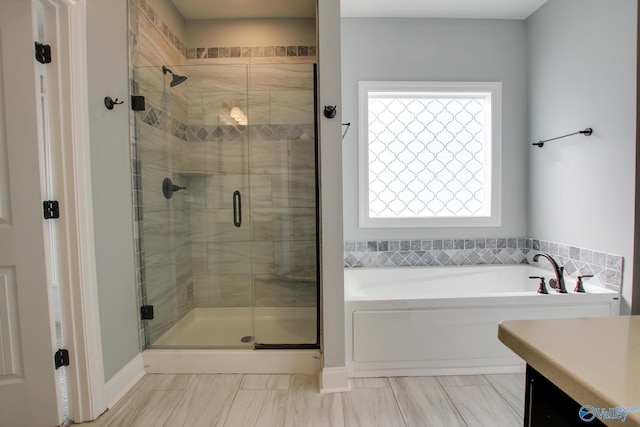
[{"left": 524, "top": 365, "right": 606, "bottom": 426}]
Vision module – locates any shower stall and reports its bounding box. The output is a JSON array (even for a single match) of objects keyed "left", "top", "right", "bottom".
[{"left": 132, "top": 62, "right": 319, "bottom": 357}]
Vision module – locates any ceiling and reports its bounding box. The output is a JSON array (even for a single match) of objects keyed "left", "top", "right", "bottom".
[
  {"left": 170, "top": 0, "right": 316, "bottom": 19},
  {"left": 171, "top": 0, "right": 549, "bottom": 20},
  {"left": 342, "top": 0, "right": 549, "bottom": 19}
]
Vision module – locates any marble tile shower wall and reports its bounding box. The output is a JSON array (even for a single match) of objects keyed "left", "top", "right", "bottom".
[
  {"left": 130, "top": 0, "right": 187, "bottom": 58},
  {"left": 131, "top": 0, "right": 316, "bottom": 64},
  {"left": 344, "top": 238, "right": 623, "bottom": 291}
]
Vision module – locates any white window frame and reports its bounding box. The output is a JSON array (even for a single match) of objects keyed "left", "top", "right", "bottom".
[{"left": 358, "top": 81, "right": 502, "bottom": 228}]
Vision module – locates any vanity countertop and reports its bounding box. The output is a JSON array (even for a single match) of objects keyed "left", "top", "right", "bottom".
[{"left": 498, "top": 315, "right": 640, "bottom": 426}]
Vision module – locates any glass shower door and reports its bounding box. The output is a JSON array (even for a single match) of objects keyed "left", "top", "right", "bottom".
[
  {"left": 135, "top": 63, "right": 255, "bottom": 349},
  {"left": 134, "top": 62, "right": 319, "bottom": 350},
  {"left": 248, "top": 64, "right": 319, "bottom": 347},
  {"left": 183, "top": 64, "right": 255, "bottom": 348}
]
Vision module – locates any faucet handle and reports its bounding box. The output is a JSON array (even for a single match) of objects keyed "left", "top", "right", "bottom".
[
  {"left": 575, "top": 275, "right": 594, "bottom": 293},
  {"left": 529, "top": 276, "right": 549, "bottom": 294}
]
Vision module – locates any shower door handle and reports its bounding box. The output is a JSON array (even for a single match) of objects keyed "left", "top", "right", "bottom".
[{"left": 233, "top": 191, "right": 242, "bottom": 227}]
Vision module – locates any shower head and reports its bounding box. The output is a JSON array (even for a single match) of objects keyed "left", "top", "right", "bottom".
[{"left": 162, "top": 66, "right": 188, "bottom": 87}]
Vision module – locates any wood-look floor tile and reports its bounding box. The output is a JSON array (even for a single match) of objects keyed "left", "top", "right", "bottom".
[
  {"left": 163, "top": 374, "right": 242, "bottom": 427},
  {"left": 96, "top": 390, "right": 184, "bottom": 427},
  {"left": 223, "top": 389, "right": 288, "bottom": 427},
  {"left": 136, "top": 374, "right": 196, "bottom": 391},
  {"left": 443, "top": 385, "right": 521, "bottom": 427},
  {"left": 389, "top": 377, "right": 466, "bottom": 427},
  {"left": 284, "top": 375, "right": 344, "bottom": 427},
  {"left": 484, "top": 373, "right": 526, "bottom": 417},
  {"left": 436, "top": 375, "right": 489, "bottom": 387},
  {"left": 241, "top": 374, "right": 291, "bottom": 390},
  {"left": 349, "top": 377, "right": 390, "bottom": 389},
  {"left": 342, "top": 388, "right": 405, "bottom": 427}
]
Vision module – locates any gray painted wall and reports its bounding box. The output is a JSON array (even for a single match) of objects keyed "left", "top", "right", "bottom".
[
  {"left": 87, "top": 0, "right": 141, "bottom": 381},
  {"left": 527, "top": 0, "right": 637, "bottom": 313},
  {"left": 341, "top": 18, "right": 529, "bottom": 241},
  {"left": 319, "top": 0, "right": 346, "bottom": 371}
]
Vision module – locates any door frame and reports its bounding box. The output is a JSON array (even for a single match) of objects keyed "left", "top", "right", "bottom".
[{"left": 41, "top": 0, "right": 107, "bottom": 421}]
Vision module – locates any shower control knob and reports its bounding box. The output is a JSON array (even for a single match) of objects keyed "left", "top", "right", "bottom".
[{"left": 162, "top": 177, "right": 187, "bottom": 199}]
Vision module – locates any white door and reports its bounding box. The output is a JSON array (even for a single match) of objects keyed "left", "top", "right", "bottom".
[{"left": 0, "top": 1, "right": 61, "bottom": 426}]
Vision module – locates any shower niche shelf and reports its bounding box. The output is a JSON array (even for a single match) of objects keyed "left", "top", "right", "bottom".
[{"left": 177, "top": 171, "right": 213, "bottom": 177}]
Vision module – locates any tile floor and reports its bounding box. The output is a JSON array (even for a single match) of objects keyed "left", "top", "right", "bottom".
[{"left": 78, "top": 373, "right": 525, "bottom": 427}]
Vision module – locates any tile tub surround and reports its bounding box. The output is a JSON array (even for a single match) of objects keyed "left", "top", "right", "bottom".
[{"left": 344, "top": 238, "right": 623, "bottom": 291}]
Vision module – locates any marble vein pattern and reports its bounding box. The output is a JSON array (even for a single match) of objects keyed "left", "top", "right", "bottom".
[{"left": 80, "top": 373, "right": 524, "bottom": 427}]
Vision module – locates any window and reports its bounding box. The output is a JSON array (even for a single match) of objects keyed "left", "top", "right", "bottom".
[{"left": 358, "top": 81, "right": 502, "bottom": 228}]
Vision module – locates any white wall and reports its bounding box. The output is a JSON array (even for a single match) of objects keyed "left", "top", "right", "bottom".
[
  {"left": 341, "top": 18, "right": 529, "bottom": 241},
  {"left": 527, "top": 0, "right": 637, "bottom": 313},
  {"left": 87, "top": 0, "right": 141, "bottom": 381}
]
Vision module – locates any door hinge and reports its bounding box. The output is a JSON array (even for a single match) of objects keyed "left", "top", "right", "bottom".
[
  {"left": 35, "top": 42, "right": 52, "bottom": 64},
  {"left": 43, "top": 200, "right": 60, "bottom": 219},
  {"left": 141, "top": 305, "right": 154, "bottom": 320},
  {"left": 54, "top": 349, "right": 70, "bottom": 369},
  {"left": 131, "top": 95, "right": 146, "bottom": 111}
]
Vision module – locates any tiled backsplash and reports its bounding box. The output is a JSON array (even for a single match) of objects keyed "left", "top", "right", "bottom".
[
  {"left": 529, "top": 238, "right": 623, "bottom": 292},
  {"left": 344, "top": 237, "right": 623, "bottom": 291}
]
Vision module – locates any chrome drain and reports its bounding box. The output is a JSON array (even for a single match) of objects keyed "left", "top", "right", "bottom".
[{"left": 241, "top": 335, "right": 253, "bottom": 343}]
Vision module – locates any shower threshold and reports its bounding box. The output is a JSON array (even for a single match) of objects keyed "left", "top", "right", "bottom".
[{"left": 142, "top": 307, "right": 320, "bottom": 374}]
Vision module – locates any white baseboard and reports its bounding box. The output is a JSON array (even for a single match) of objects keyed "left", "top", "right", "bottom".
[
  {"left": 143, "top": 349, "right": 321, "bottom": 374},
  {"left": 104, "top": 353, "right": 145, "bottom": 408},
  {"left": 349, "top": 363, "right": 527, "bottom": 378},
  {"left": 320, "top": 366, "right": 350, "bottom": 393}
]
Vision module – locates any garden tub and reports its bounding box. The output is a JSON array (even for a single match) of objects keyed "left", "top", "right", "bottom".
[{"left": 344, "top": 265, "right": 620, "bottom": 377}]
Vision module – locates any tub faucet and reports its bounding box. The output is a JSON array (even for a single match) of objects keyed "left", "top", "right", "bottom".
[{"left": 532, "top": 253, "right": 567, "bottom": 293}]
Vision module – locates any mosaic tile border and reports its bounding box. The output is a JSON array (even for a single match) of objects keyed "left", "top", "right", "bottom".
[
  {"left": 344, "top": 238, "right": 528, "bottom": 269},
  {"left": 187, "top": 45, "right": 317, "bottom": 59},
  {"left": 139, "top": 104, "right": 314, "bottom": 142},
  {"left": 344, "top": 237, "right": 623, "bottom": 291}
]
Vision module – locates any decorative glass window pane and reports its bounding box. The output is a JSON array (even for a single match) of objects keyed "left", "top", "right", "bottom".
[{"left": 358, "top": 82, "right": 501, "bottom": 228}]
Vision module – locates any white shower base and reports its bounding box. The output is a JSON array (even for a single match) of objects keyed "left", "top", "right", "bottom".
[
  {"left": 143, "top": 307, "right": 320, "bottom": 374},
  {"left": 151, "top": 307, "right": 317, "bottom": 347}
]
